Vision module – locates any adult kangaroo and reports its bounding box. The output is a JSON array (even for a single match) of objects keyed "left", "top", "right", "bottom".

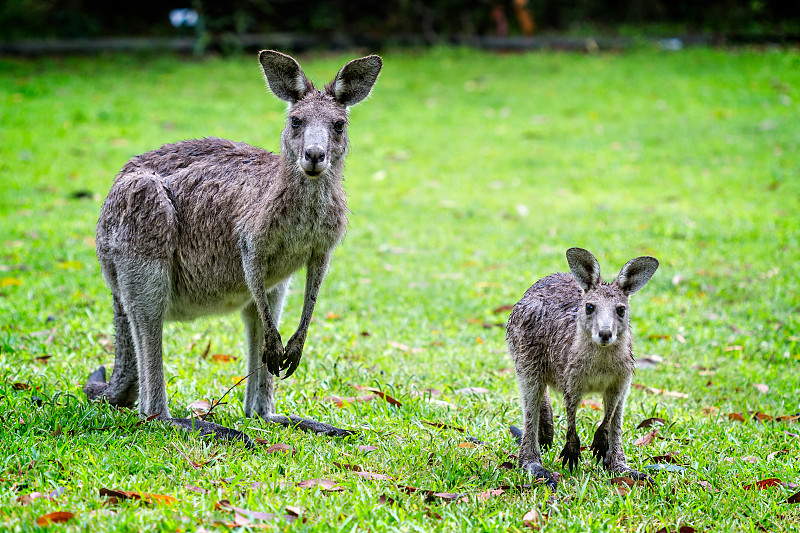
[{"left": 84, "top": 50, "right": 382, "bottom": 444}]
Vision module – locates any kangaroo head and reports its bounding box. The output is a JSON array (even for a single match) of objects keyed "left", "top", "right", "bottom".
[
  {"left": 566, "top": 247, "right": 659, "bottom": 347},
  {"left": 258, "top": 50, "right": 382, "bottom": 179}
]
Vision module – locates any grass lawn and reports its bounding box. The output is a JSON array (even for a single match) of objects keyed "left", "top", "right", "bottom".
[{"left": 1, "top": 45, "right": 799, "bottom": 532}]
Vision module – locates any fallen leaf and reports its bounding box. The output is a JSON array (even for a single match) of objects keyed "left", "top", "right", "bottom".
[
  {"left": 377, "top": 494, "right": 396, "bottom": 505},
  {"left": 522, "top": 507, "right": 544, "bottom": 529},
  {"left": 353, "top": 471, "right": 394, "bottom": 481},
  {"left": 493, "top": 304, "right": 514, "bottom": 314},
  {"left": 743, "top": 478, "right": 782, "bottom": 490},
  {"left": 36, "top": 512, "right": 74, "bottom": 526},
  {"left": 432, "top": 492, "right": 462, "bottom": 501},
  {"left": 767, "top": 450, "right": 788, "bottom": 461},
  {"left": 458, "top": 442, "right": 476, "bottom": 449},
  {"left": 357, "top": 445, "right": 378, "bottom": 453},
  {"left": 324, "top": 394, "right": 376, "bottom": 407},
  {"left": 187, "top": 399, "right": 212, "bottom": 417},
  {"left": 789, "top": 491, "right": 800, "bottom": 504},
  {"left": 697, "top": 480, "right": 720, "bottom": 493},
  {"left": 753, "top": 383, "right": 769, "bottom": 394},
  {"left": 776, "top": 414, "right": 800, "bottom": 423},
  {"left": 211, "top": 353, "right": 236, "bottom": 363},
  {"left": 631, "top": 383, "right": 688, "bottom": 398},
  {"left": 295, "top": 479, "right": 344, "bottom": 492},
  {"left": 12, "top": 383, "right": 31, "bottom": 391},
  {"left": 580, "top": 399, "right": 602, "bottom": 410},
  {"left": 741, "top": 456, "right": 761, "bottom": 464},
  {"left": 474, "top": 488, "right": 505, "bottom": 501},
  {"left": 635, "top": 430, "right": 659, "bottom": 446},
  {"left": 454, "top": 387, "right": 490, "bottom": 395},
  {"left": 650, "top": 452, "right": 682, "bottom": 464},
  {"left": 729, "top": 412, "right": 746, "bottom": 422},
  {"left": 637, "top": 417, "right": 666, "bottom": 429},
  {"left": 325, "top": 311, "right": 341, "bottom": 320},
  {"left": 215, "top": 500, "right": 298, "bottom": 523},
  {"left": 724, "top": 345, "right": 744, "bottom": 352},
  {"left": 352, "top": 385, "right": 402, "bottom": 407},
  {"left": 423, "top": 420, "right": 464, "bottom": 432},
  {"left": 655, "top": 527, "right": 696, "bottom": 533},
  {"left": 701, "top": 406, "right": 720, "bottom": 416},
  {"left": 17, "top": 487, "right": 64, "bottom": 505},
  {"left": 185, "top": 485, "right": 208, "bottom": 494},
  {"left": 752, "top": 412, "right": 773, "bottom": 422},
  {"left": 99, "top": 488, "right": 176, "bottom": 506},
  {"left": 264, "top": 443, "right": 295, "bottom": 455}
]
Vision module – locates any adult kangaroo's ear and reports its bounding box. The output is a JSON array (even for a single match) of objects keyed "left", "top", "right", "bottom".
[
  {"left": 328, "top": 55, "right": 382, "bottom": 107},
  {"left": 566, "top": 247, "right": 601, "bottom": 292},
  {"left": 259, "top": 50, "right": 314, "bottom": 104},
  {"left": 615, "top": 256, "right": 659, "bottom": 295}
]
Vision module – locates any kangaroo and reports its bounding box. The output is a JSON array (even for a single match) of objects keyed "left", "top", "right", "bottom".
[
  {"left": 83, "top": 50, "right": 382, "bottom": 444},
  {"left": 506, "top": 247, "right": 659, "bottom": 489}
]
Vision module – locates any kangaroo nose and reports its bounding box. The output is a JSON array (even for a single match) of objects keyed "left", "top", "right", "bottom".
[
  {"left": 304, "top": 147, "right": 325, "bottom": 164},
  {"left": 599, "top": 329, "right": 612, "bottom": 344}
]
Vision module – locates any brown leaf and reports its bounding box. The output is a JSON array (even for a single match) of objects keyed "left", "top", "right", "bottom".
[
  {"left": 458, "top": 442, "right": 477, "bottom": 449},
  {"left": 295, "top": 478, "right": 344, "bottom": 492},
  {"left": 522, "top": 507, "right": 544, "bottom": 529},
  {"left": 655, "top": 527, "right": 696, "bottom": 533},
  {"left": 99, "top": 488, "right": 176, "bottom": 505},
  {"left": 610, "top": 477, "right": 636, "bottom": 488},
  {"left": 264, "top": 443, "right": 295, "bottom": 455},
  {"left": 323, "top": 394, "right": 376, "bottom": 407},
  {"left": 325, "top": 311, "right": 341, "bottom": 320},
  {"left": 788, "top": 491, "right": 800, "bottom": 504},
  {"left": 776, "top": 414, "right": 800, "bottom": 423},
  {"left": 728, "top": 412, "right": 746, "bottom": 422},
  {"left": 353, "top": 385, "right": 402, "bottom": 407},
  {"left": 423, "top": 420, "right": 464, "bottom": 432},
  {"left": 187, "top": 399, "right": 212, "bottom": 417},
  {"left": 752, "top": 412, "right": 773, "bottom": 422},
  {"left": 651, "top": 452, "right": 682, "bottom": 464},
  {"left": 631, "top": 383, "right": 688, "bottom": 398},
  {"left": 474, "top": 488, "right": 505, "bottom": 502},
  {"left": 432, "top": 492, "right": 462, "bottom": 501},
  {"left": 285, "top": 505, "right": 303, "bottom": 517},
  {"left": 185, "top": 485, "right": 208, "bottom": 495},
  {"left": 211, "top": 353, "right": 236, "bottom": 363},
  {"left": 580, "top": 399, "right": 602, "bottom": 410},
  {"left": 454, "top": 387, "right": 491, "bottom": 396},
  {"left": 36, "top": 512, "right": 74, "bottom": 526},
  {"left": 12, "top": 383, "right": 31, "bottom": 391},
  {"left": 493, "top": 304, "right": 514, "bottom": 314},
  {"left": 357, "top": 445, "right": 378, "bottom": 453},
  {"left": 697, "top": 480, "right": 720, "bottom": 493},
  {"left": 701, "top": 406, "right": 720, "bottom": 416},
  {"left": 634, "top": 430, "right": 659, "bottom": 446},
  {"left": 353, "top": 471, "right": 394, "bottom": 481},
  {"left": 637, "top": 417, "right": 666, "bottom": 429},
  {"left": 753, "top": 383, "right": 769, "bottom": 394},
  {"left": 743, "top": 478, "right": 782, "bottom": 490},
  {"left": 377, "top": 494, "right": 396, "bottom": 505}
]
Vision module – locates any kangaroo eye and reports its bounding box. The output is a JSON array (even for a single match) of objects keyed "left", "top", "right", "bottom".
[
  {"left": 585, "top": 303, "right": 595, "bottom": 315},
  {"left": 617, "top": 306, "right": 626, "bottom": 317},
  {"left": 291, "top": 117, "right": 302, "bottom": 128},
  {"left": 333, "top": 120, "right": 345, "bottom": 133}
]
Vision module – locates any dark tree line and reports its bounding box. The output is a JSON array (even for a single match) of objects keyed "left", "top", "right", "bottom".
[{"left": 2, "top": 0, "right": 798, "bottom": 42}]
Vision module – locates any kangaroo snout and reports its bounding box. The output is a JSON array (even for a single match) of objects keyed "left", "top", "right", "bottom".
[
  {"left": 301, "top": 145, "right": 328, "bottom": 176},
  {"left": 597, "top": 328, "right": 614, "bottom": 345}
]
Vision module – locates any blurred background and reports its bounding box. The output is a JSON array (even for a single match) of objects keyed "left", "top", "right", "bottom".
[{"left": 2, "top": 0, "right": 799, "bottom": 54}]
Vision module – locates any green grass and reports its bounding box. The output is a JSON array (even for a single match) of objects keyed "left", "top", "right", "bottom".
[{"left": 1, "top": 46, "right": 799, "bottom": 532}]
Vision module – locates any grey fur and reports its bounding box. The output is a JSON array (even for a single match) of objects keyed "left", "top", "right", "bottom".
[
  {"left": 506, "top": 248, "right": 658, "bottom": 489},
  {"left": 84, "top": 50, "right": 382, "bottom": 442}
]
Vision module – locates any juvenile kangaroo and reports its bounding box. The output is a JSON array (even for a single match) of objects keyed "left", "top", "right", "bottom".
[
  {"left": 506, "top": 248, "right": 659, "bottom": 489},
  {"left": 84, "top": 50, "right": 382, "bottom": 444}
]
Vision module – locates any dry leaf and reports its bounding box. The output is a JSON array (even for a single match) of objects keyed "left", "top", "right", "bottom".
[
  {"left": 353, "top": 385, "right": 402, "bottom": 407},
  {"left": 743, "top": 478, "right": 782, "bottom": 490},
  {"left": 264, "top": 443, "right": 295, "bottom": 455},
  {"left": 353, "top": 471, "right": 394, "bottom": 481},
  {"left": 651, "top": 452, "right": 682, "bottom": 464},
  {"left": 637, "top": 417, "right": 666, "bottom": 429},
  {"left": 776, "top": 414, "right": 800, "bottom": 423},
  {"left": 295, "top": 479, "right": 343, "bottom": 492},
  {"left": 753, "top": 383, "right": 769, "bottom": 394},
  {"left": 211, "top": 353, "right": 236, "bottom": 363},
  {"left": 187, "top": 399, "right": 212, "bottom": 417},
  {"left": 752, "top": 412, "right": 773, "bottom": 422},
  {"left": 454, "top": 387, "right": 490, "bottom": 395},
  {"left": 99, "top": 488, "right": 176, "bottom": 506},
  {"left": 741, "top": 456, "right": 761, "bottom": 464},
  {"left": 580, "top": 399, "right": 602, "bottom": 410},
  {"left": 697, "top": 480, "right": 720, "bottom": 493},
  {"left": 493, "top": 304, "right": 514, "bottom": 314},
  {"left": 729, "top": 412, "right": 746, "bottom": 422},
  {"left": 357, "top": 445, "right": 378, "bottom": 453},
  {"left": 474, "top": 488, "right": 505, "bottom": 501},
  {"left": 458, "top": 442, "right": 476, "bottom": 449},
  {"left": 522, "top": 507, "right": 544, "bottom": 529},
  {"left": 324, "top": 394, "right": 376, "bottom": 407},
  {"left": 788, "top": 491, "right": 800, "bottom": 504},
  {"left": 185, "top": 485, "right": 208, "bottom": 494},
  {"left": 634, "top": 430, "right": 659, "bottom": 446},
  {"left": 325, "top": 311, "right": 341, "bottom": 320},
  {"left": 701, "top": 406, "right": 720, "bottom": 416},
  {"left": 36, "top": 512, "right": 74, "bottom": 526}
]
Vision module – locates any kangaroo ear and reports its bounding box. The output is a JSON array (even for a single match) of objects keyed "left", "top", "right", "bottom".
[
  {"left": 615, "top": 256, "right": 659, "bottom": 295},
  {"left": 259, "top": 50, "right": 313, "bottom": 104},
  {"left": 327, "top": 55, "right": 382, "bottom": 107},
  {"left": 566, "top": 248, "right": 601, "bottom": 292}
]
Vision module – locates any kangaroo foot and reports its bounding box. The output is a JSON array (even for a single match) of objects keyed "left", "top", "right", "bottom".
[
  {"left": 521, "top": 462, "right": 558, "bottom": 491},
  {"left": 590, "top": 426, "right": 609, "bottom": 463},
  {"left": 266, "top": 414, "right": 355, "bottom": 437},
  {"left": 83, "top": 366, "right": 108, "bottom": 400},
  {"left": 169, "top": 417, "right": 255, "bottom": 448}
]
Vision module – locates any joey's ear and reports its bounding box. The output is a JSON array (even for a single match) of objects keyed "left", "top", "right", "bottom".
[
  {"left": 259, "top": 50, "right": 314, "bottom": 104},
  {"left": 615, "top": 256, "right": 659, "bottom": 295},
  {"left": 327, "top": 55, "right": 382, "bottom": 107},
  {"left": 566, "top": 247, "right": 601, "bottom": 292}
]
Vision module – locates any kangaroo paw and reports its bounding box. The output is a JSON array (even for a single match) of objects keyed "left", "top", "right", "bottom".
[
  {"left": 560, "top": 444, "right": 581, "bottom": 472},
  {"left": 590, "top": 427, "right": 609, "bottom": 463},
  {"left": 509, "top": 425, "right": 523, "bottom": 446},
  {"left": 169, "top": 417, "right": 255, "bottom": 448},
  {"left": 83, "top": 366, "right": 109, "bottom": 400},
  {"left": 266, "top": 414, "right": 355, "bottom": 437},
  {"left": 521, "top": 462, "right": 558, "bottom": 491}
]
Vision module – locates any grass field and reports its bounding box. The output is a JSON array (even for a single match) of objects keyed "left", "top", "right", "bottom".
[{"left": 1, "top": 46, "right": 799, "bottom": 532}]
